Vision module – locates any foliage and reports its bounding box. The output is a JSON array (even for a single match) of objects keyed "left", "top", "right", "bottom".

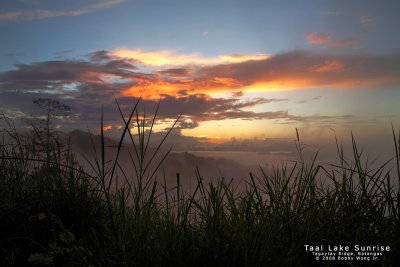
[
  {"left": 30, "top": 98, "right": 71, "bottom": 159},
  {"left": 0, "top": 98, "right": 399, "bottom": 266}
]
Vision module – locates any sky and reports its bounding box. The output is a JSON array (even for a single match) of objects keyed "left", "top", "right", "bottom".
[{"left": 1, "top": 0, "right": 400, "bottom": 165}]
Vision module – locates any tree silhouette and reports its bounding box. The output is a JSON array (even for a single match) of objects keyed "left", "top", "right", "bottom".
[{"left": 31, "top": 98, "right": 70, "bottom": 159}]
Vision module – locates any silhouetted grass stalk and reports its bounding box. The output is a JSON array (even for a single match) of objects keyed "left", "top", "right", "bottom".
[{"left": 0, "top": 101, "right": 399, "bottom": 266}]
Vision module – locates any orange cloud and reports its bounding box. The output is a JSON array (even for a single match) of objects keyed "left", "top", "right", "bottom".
[
  {"left": 306, "top": 32, "right": 332, "bottom": 44},
  {"left": 219, "top": 54, "right": 271, "bottom": 63},
  {"left": 117, "top": 50, "right": 400, "bottom": 100},
  {"left": 122, "top": 75, "right": 244, "bottom": 99},
  {"left": 112, "top": 49, "right": 269, "bottom": 67},
  {"left": 5, "top": 49, "right": 400, "bottom": 134},
  {"left": 102, "top": 124, "right": 113, "bottom": 131},
  {"left": 123, "top": 80, "right": 186, "bottom": 99},
  {"left": 3, "top": 49, "right": 400, "bottom": 106},
  {"left": 309, "top": 60, "right": 345, "bottom": 73},
  {"left": 331, "top": 38, "right": 358, "bottom": 47},
  {"left": 192, "top": 51, "right": 400, "bottom": 91}
]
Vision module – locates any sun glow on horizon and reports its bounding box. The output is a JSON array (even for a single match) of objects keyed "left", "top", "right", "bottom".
[{"left": 112, "top": 48, "right": 270, "bottom": 67}]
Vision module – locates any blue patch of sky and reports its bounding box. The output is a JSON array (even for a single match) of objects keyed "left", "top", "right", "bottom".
[
  {"left": 1, "top": 0, "right": 400, "bottom": 72},
  {"left": 63, "top": 82, "right": 81, "bottom": 91},
  {"left": 246, "top": 87, "right": 400, "bottom": 120}
]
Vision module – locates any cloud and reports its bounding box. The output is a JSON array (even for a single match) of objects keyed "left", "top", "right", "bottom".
[
  {"left": 231, "top": 91, "right": 244, "bottom": 97},
  {"left": 306, "top": 32, "right": 332, "bottom": 45},
  {"left": 112, "top": 49, "right": 269, "bottom": 67},
  {"left": 359, "top": 15, "right": 375, "bottom": 25},
  {"left": 54, "top": 49, "right": 75, "bottom": 56},
  {"left": 0, "top": 12, "right": 21, "bottom": 21},
  {"left": 89, "top": 50, "right": 115, "bottom": 61},
  {"left": 309, "top": 60, "right": 345, "bottom": 73},
  {"left": 176, "top": 119, "right": 199, "bottom": 129},
  {"left": 306, "top": 31, "right": 358, "bottom": 48},
  {"left": 0, "top": 53, "right": 292, "bottom": 128},
  {"left": 0, "top": 0, "right": 127, "bottom": 22},
  {"left": 218, "top": 54, "right": 271, "bottom": 63},
  {"left": 321, "top": 11, "right": 339, "bottom": 16},
  {"left": 0, "top": 58, "right": 139, "bottom": 90},
  {"left": 6, "top": 52, "right": 26, "bottom": 57},
  {"left": 195, "top": 51, "right": 400, "bottom": 90},
  {"left": 2, "top": 49, "right": 399, "bottom": 134},
  {"left": 330, "top": 38, "right": 359, "bottom": 47},
  {"left": 158, "top": 68, "right": 192, "bottom": 77},
  {"left": 3, "top": 50, "right": 400, "bottom": 96},
  {"left": 122, "top": 94, "right": 289, "bottom": 123}
]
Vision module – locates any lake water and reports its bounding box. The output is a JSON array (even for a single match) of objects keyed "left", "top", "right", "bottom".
[{"left": 183, "top": 150, "right": 294, "bottom": 167}]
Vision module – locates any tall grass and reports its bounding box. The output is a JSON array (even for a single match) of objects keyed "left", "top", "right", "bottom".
[{"left": 0, "top": 101, "right": 399, "bottom": 266}]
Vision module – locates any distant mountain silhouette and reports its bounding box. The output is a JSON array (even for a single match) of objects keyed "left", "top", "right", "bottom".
[{"left": 64, "top": 130, "right": 250, "bottom": 189}]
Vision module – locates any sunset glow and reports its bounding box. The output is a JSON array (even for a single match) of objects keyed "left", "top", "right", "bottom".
[
  {"left": 2, "top": 2, "right": 400, "bottom": 264},
  {"left": 0, "top": 0, "right": 399, "bottom": 163},
  {"left": 112, "top": 49, "right": 270, "bottom": 67}
]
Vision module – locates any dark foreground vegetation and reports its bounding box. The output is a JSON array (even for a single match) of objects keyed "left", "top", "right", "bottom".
[{"left": 1, "top": 99, "right": 399, "bottom": 266}]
